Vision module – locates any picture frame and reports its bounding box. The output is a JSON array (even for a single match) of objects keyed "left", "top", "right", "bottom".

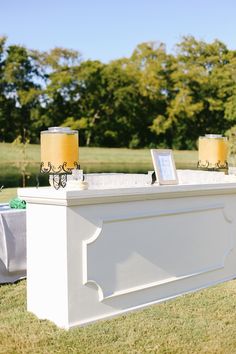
[{"left": 150, "top": 149, "right": 178, "bottom": 185}]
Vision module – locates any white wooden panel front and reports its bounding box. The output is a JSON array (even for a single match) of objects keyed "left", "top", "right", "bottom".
[{"left": 84, "top": 205, "right": 233, "bottom": 300}]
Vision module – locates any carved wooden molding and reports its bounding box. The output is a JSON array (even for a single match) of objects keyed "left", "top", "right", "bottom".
[{"left": 83, "top": 204, "right": 233, "bottom": 301}]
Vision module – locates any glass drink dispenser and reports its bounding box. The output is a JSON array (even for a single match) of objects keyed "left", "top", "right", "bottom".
[
  {"left": 40, "top": 127, "right": 79, "bottom": 189},
  {"left": 197, "top": 134, "right": 228, "bottom": 170}
]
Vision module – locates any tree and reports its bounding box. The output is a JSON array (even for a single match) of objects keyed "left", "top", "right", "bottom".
[
  {"left": 0, "top": 41, "right": 43, "bottom": 142},
  {"left": 0, "top": 36, "right": 14, "bottom": 141},
  {"left": 1, "top": 36, "right": 236, "bottom": 150},
  {"left": 130, "top": 42, "right": 175, "bottom": 147},
  {"left": 158, "top": 36, "right": 236, "bottom": 149},
  {"left": 71, "top": 60, "right": 106, "bottom": 146},
  {"left": 31, "top": 47, "right": 82, "bottom": 142}
]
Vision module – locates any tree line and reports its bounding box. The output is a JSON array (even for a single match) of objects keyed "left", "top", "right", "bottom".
[{"left": 1, "top": 35, "right": 236, "bottom": 149}]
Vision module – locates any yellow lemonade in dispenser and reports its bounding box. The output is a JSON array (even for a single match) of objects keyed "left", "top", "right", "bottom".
[
  {"left": 198, "top": 134, "right": 228, "bottom": 169},
  {"left": 41, "top": 127, "right": 79, "bottom": 171}
]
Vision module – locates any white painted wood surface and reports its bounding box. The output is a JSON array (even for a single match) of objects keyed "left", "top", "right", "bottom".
[{"left": 18, "top": 176, "right": 236, "bottom": 329}]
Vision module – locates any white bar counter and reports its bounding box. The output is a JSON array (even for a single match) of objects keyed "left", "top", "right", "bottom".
[{"left": 18, "top": 172, "right": 236, "bottom": 329}]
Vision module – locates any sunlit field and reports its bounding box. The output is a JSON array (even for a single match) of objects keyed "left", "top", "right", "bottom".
[
  {"left": 0, "top": 142, "right": 198, "bottom": 190},
  {"left": 1, "top": 143, "right": 236, "bottom": 353},
  {"left": 1, "top": 279, "right": 236, "bottom": 353}
]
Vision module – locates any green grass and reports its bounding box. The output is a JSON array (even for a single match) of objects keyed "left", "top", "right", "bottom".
[
  {"left": 0, "top": 142, "right": 198, "bottom": 165},
  {"left": 1, "top": 279, "right": 236, "bottom": 353},
  {"left": 0, "top": 143, "right": 198, "bottom": 188},
  {"left": 0, "top": 188, "right": 17, "bottom": 203},
  {"left": 0, "top": 144, "right": 198, "bottom": 200},
  {"left": 0, "top": 144, "right": 235, "bottom": 352}
]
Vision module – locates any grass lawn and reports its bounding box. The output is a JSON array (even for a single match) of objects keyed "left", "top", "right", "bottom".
[
  {"left": 1, "top": 279, "right": 236, "bottom": 353},
  {"left": 2, "top": 144, "right": 234, "bottom": 353},
  {"left": 0, "top": 142, "right": 198, "bottom": 166},
  {"left": 0, "top": 188, "right": 18, "bottom": 203},
  {"left": 0, "top": 142, "right": 198, "bottom": 188}
]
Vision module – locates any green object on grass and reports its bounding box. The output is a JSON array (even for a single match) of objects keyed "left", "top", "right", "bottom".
[{"left": 9, "top": 197, "right": 26, "bottom": 209}]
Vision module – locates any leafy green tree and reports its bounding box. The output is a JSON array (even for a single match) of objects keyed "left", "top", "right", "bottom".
[
  {"left": 130, "top": 42, "right": 175, "bottom": 147},
  {"left": 72, "top": 60, "right": 106, "bottom": 146},
  {"left": 1, "top": 36, "right": 236, "bottom": 150},
  {"left": 0, "top": 36, "right": 14, "bottom": 141},
  {"left": 36, "top": 47, "right": 82, "bottom": 137},
  {"left": 0, "top": 41, "right": 43, "bottom": 142},
  {"left": 223, "top": 55, "right": 236, "bottom": 127},
  {"left": 157, "top": 36, "right": 236, "bottom": 149},
  {"left": 97, "top": 58, "right": 141, "bottom": 147}
]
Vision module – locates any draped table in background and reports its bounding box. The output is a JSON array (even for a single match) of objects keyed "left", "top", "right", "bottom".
[{"left": 0, "top": 204, "right": 26, "bottom": 283}]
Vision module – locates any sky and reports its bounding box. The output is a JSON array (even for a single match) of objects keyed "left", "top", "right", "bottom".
[{"left": 1, "top": 0, "right": 236, "bottom": 63}]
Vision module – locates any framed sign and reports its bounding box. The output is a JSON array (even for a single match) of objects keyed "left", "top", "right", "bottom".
[{"left": 150, "top": 149, "right": 178, "bottom": 185}]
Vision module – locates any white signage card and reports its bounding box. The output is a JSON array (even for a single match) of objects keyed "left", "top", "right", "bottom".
[{"left": 151, "top": 149, "right": 178, "bottom": 185}]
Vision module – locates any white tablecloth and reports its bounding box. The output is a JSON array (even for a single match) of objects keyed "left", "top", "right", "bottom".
[{"left": 0, "top": 204, "right": 26, "bottom": 283}]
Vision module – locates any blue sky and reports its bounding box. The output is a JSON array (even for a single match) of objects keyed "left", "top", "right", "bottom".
[{"left": 1, "top": 0, "right": 236, "bottom": 63}]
